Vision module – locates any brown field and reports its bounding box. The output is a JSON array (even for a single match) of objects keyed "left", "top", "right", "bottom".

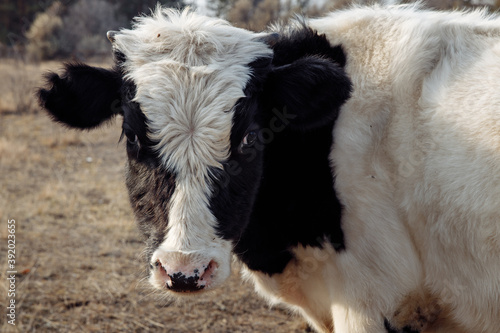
[{"left": 0, "top": 59, "right": 308, "bottom": 332}]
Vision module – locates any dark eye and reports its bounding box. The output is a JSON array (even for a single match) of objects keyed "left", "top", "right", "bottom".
[
  {"left": 127, "top": 133, "right": 139, "bottom": 146},
  {"left": 122, "top": 128, "right": 140, "bottom": 147},
  {"left": 242, "top": 130, "right": 258, "bottom": 147}
]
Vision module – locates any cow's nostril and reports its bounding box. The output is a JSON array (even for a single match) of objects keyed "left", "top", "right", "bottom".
[
  {"left": 151, "top": 259, "right": 166, "bottom": 273},
  {"left": 200, "top": 260, "right": 218, "bottom": 282}
]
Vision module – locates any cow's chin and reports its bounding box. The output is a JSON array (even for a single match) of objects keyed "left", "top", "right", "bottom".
[{"left": 148, "top": 248, "right": 232, "bottom": 298}]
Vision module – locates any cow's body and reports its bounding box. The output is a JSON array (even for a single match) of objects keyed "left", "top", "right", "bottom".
[
  {"left": 245, "top": 6, "right": 500, "bottom": 332},
  {"left": 38, "top": 4, "right": 500, "bottom": 333}
]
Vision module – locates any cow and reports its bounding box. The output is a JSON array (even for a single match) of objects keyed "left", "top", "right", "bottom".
[{"left": 38, "top": 4, "right": 500, "bottom": 333}]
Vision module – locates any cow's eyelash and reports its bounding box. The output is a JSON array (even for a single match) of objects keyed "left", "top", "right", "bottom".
[{"left": 119, "top": 129, "right": 126, "bottom": 143}]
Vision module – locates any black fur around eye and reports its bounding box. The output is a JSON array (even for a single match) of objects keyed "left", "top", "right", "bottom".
[{"left": 124, "top": 85, "right": 136, "bottom": 101}]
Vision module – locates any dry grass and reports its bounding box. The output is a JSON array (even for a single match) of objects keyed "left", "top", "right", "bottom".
[{"left": 0, "top": 60, "right": 308, "bottom": 332}]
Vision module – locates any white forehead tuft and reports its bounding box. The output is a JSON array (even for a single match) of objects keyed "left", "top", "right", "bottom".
[
  {"left": 114, "top": 6, "right": 271, "bottom": 68},
  {"left": 131, "top": 62, "right": 242, "bottom": 178},
  {"left": 114, "top": 7, "right": 272, "bottom": 178}
]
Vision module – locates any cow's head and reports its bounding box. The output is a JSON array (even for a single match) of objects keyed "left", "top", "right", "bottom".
[{"left": 38, "top": 8, "right": 350, "bottom": 295}]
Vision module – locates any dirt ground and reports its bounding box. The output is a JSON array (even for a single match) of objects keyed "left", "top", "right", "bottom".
[{"left": 0, "top": 59, "right": 309, "bottom": 332}]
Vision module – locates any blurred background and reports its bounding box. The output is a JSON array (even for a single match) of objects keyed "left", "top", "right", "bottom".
[
  {"left": 2, "top": 0, "right": 499, "bottom": 62},
  {"left": 0, "top": 0, "right": 498, "bottom": 332}
]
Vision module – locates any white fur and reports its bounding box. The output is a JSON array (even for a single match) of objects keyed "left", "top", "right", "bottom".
[
  {"left": 113, "top": 7, "right": 272, "bottom": 290},
  {"left": 245, "top": 4, "right": 500, "bottom": 332}
]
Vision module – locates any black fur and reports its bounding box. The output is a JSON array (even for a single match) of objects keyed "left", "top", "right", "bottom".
[
  {"left": 270, "top": 23, "right": 347, "bottom": 68},
  {"left": 263, "top": 24, "right": 350, "bottom": 131},
  {"left": 234, "top": 117, "right": 345, "bottom": 274},
  {"left": 37, "top": 63, "right": 122, "bottom": 129},
  {"left": 210, "top": 25, "right": 350, "bottom": 274},
  {"left": 264, "top": 55, "right": 351, "bottom": 131},
  {"left": 120, "top": 80, "right": 159, "bottom": 168},
  {"left": 384, "top": 318, "right": 421, "bottom": 333}
]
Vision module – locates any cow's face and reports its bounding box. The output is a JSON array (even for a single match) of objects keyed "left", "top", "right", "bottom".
[{"left": 38, "top": 8, "right": 350, "bottom": 295}]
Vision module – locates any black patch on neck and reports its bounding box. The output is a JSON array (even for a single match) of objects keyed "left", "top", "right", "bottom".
[
  {"left": 213, "top": 23, "right": 347, "bottom": 275},
  {"left": 384, "top": 318, "right": 421, "bottom": 333}
]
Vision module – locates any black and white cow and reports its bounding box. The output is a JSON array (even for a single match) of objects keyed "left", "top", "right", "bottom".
[{"left": 38, "top": 4, "right": 500, "bottom": 333}]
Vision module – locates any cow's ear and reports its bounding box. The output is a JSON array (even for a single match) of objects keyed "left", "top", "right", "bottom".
[
  {"left": 37, "top": 63, "right": 122, "bottom": 129},
  {"left": 264, "top": 56, "right": 351, "bottom": 131}
]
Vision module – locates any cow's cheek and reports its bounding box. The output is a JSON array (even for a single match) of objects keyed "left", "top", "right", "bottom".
[{"left": 124, "top": 159, "right": 174, "bottom": 261}]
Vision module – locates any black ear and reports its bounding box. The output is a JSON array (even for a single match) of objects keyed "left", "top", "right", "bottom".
[
  {"left": 264, "top": 56, "right": 351, "bottom": 131},
  {"left": 37, "top": 63, "right": 122, "bottom": 129}
]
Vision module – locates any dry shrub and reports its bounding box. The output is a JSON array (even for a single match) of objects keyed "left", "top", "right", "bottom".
[
  {"left": 227, "top": 0, "right": 281, "bottom": 30},
  {"left": 25, "top": 2, "right": 63, "bottom": 62},
  {"left": 58, "top": 0, "right": 123, "bottom": 59},
  {"left": 227, "top": 0, "right": 255, "bottom": 28},
  {"left": 25, "top": 0, "right": 123, "bottom": 61},
  {"left": 253, "top": 0, "right": 281, "bottom": 30},
  {"left": 226, "top": 0, "right": 329, "bottom": 31}
]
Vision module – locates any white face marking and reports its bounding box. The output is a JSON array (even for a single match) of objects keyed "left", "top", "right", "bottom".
[
  {"left": 113, "top": 7, "right": 272, "bottom": 292},
  {"left": 130, "top": 62, "right": 239, "bottom": 176}
]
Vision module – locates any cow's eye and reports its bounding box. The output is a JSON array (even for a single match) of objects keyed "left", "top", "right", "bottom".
[
  {"left": 121, "top": 128, "right": 140, "bottom": 147},
  {"left": 242, "top": 130, "right": 257, "bottom": 147},
  {"left": 128, "top": 134, "right": 139, "bottom": 146}
]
